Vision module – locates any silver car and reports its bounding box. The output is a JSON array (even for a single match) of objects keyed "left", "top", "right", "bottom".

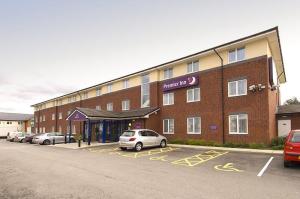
[
  {"left": 33, "top": 132, "right": 75, "bottom": 145},
  {"left": 119, "top": 129, "right": 167, "bottom": 151}
]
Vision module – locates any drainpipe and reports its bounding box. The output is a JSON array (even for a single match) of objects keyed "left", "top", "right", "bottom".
[{"left": 213, "top": 49, "right": 225, "bottom": 145}]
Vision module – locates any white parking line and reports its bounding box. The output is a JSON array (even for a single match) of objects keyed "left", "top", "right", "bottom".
[{"left": 257, "top": 157, "right": 274, "bottom": 177}]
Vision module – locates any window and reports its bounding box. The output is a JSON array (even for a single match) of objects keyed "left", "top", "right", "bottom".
[
  {"left": 228, "top": 79, "right": 247, "bottom": 97},
  {"left": 229, "top": 114, "right": 248, "bottom": 134},
  {"left": 43, "top": 127, "right": 45, "bottom": 133},
  {"left": 35, "top": 117, "right": 38, "bottom": 123},
  {"left": 67, "top": 111, "right": 71, "bottom": 116},
  {"left": 39, "top": 116, "right": 42, "bottom": 122},
  {"left": 58, "top": 125, "right": 62, "bottom": 133},
  {"left": 141, "top": 74, "right": 150, "bottom": 107},
  {"left": 39, "top": 127, "right": 42, "bottom": 133},
  {"left": 96, "top": 105, "right": 101, "bottom": 110},
  {"left": 122, "top": 100, "right": 130, "bottom": 111},
  {"left": 72, "top": 96, "right": 76, "bottom": 102},
  {"left": 68, "top": 97, "right": 71, "bottom": 103},
  {"left": 187, "top": 117, "right": 201, "bottom": 134},
  {"left": 59, "top": 112, "right": 62, "bottom": 120},
  {"left": 42, "top": 115, "right": 46, "bottom": 122},
  {"left": 107, "top": 84, "right": 112, "bottom": 93},
  {"left": 229, "top": 47, "right": 245, "bottom": 63},
  {"left": 82, "top": 92, "right": 88, "bottom": 100},
  {"left": 187, "top": 61, "right": 199, "bottom": 73},
  {"left": 163, "top": 68, "right": 173, "bottom": 79},
  {"left": 96, "top": 87, "right": 101, "bottom": 96},
  {"left": 123, "top": 79, "right": 129, "bottom": 89},
  {"left": 187, "top": 88, "right": 200, "bottom": 102},
  {"left": 163, "top": 119, "right": 174, "bottom": 134},
  {"left": 72, "top": 125, "right": 76, "bottom": 134},
  {"left": 52, "top": 113, "right": 55, "bottom": 120},
  {"left": 107, "top": 103, "right": 113, "bottom": 111},
  {"left": 51, "top": 126, "right": 55, "bottom": 132},
  {"left": 163, "top": 93, "right": 174, "bottom": 106}
]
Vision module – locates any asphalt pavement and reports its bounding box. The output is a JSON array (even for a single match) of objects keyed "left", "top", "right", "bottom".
[{"left": 0, "top": 139, "right": 299, "bottom": 199}]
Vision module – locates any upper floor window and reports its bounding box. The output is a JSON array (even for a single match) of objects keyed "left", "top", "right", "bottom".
[
  {"left": 187, "top": 88, "right": 200, "bottom": 102},
  {"left": 229, "top": 47, "right": 245, "bottom": 63},
  {"left": 123, "top": 79, "right": 129, "bottom": 89},
  {"left": 59, "top": 112, "right": 62, "bottom": 120},
  {"left": 52, "top": 114, "right": 55, "bottom": 120},
  {"left": 229, "top": 114, "right": 248, "bottom": 134},
  {"left": 39, "top": 116, "right": 42, "bottom": 122},
  {"left": 82, "top": 92, "right": 88, "bottom": 100},
  {"left": 228, "top": 79, "right": 247, "bottom": 97},
  {"left": 187, "top": 61, "right": 199, "bottom": 73},
  {"left": 164, "top": 68, "right": 173, "bottom": 79},
  {"left": 42, "top": 115, "right": 46, "bottom": 122},
  {"left": 107, "top": 103, "right": 113, "bottom": 111},
  {"left": 163, "top": 93, "right": 174, "bottom": 106},
  {"left": 122, "top": 100, "right": 130, "bottom": 111},
  {"left": 67, "top": 111, "right": 71, "bottom": 116},
  {"left": 141, "top": 74, "right": 150, "bottom": 108},
  {"left": 96, "top": 87, "right": 101, "bottom": 96},
  {"left": 107, "top": 84, "right": 112, "bottom": 93},
  {"left": 96, "top": 105, "right": 101, "bottom": 110}
]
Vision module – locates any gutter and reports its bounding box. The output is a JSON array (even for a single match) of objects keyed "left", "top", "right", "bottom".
[{"left": 213, "top": 49, "right": 225, "bottom": 144}]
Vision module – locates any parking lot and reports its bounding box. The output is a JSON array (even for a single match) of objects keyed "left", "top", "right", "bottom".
[{"left": 0, "top": 139, "right": 299, "bottom": 199}]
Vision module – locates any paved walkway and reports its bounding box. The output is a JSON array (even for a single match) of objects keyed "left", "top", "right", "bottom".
[
  {"left": 168, "top": 144, "right": 283, "bottom": 154},
  {"left": 47, "top": 141, "right": 118, "bottom": 149}
]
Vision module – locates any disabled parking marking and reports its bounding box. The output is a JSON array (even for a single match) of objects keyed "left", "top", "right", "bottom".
[
  {"left": 85, "top": 147, "right": 119, "bottom": 153},
  {"left": 214, "top": 163, "right": 244, "bottom": 172},
  {"left": 149, "top": 155, "right": 168, "bottom": 161},
  {"left": 171, "top": 150, "right": 228, "bottom": 167},
  {"left": 111, "top": 147, "right": 180, "bottom": 159}
]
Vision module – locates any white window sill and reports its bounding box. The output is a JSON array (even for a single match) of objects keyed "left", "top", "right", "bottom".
[
  {"left": 187, "top": 132, "right": 201, "bottom": 135},
  {"left": 163, "top": 132, "right": 174, "bottom": 134},
  {"left": 229, "top": 132, "right": 248, "bottom": 135},
  {"left": 163, "top": 104, "right": 174, "bottom": 106},
  {"left": 228, "top": 94, "right": 247, "bottom": 98},
  {"left": 187, "top": 100, "right": 200, "bottom": 103}
]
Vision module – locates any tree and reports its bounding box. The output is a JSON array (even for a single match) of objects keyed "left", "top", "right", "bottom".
[{"left": 284, "top": 97, "right": 300, "bottom": 105}]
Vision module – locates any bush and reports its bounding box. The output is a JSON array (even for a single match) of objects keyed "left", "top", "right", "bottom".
[
  {"left": 271, "top": 145, "right": 284, "bottom": 150},
  {"left": 271, "top": 136, "right": 286, "bottom": 147},
  {"left": 248, "top": 143, "right": 266, "bottom": 149}
]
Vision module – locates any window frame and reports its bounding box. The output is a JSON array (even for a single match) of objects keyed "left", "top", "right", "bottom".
[
  {"left": 228, "top": 114, "right": 248, "bottom": 135},
  {"left": 163, "top": 92, "right": 174, "bottom": 106},
  {"left": 163, "top": 68, "right": 173, "bottom": 80},
  {"left": 96, "top": 87, "right": 101, "bottom": 96},
  {"left": 228, "top": 47, "right": 245, "bottom": 63},
  {"left": 122, "top": 100, "right": 130, "bottom": 111},
  {"left": 187, "top": 61, "right": 199, "bottom": 74},
  {"left": 107, "top": 84, "right": 112, "bottom": 93},
  {"left": 163, "top": 119, "right": 174, "bottom": 134},
  {"left": 186, "top": 87, "right": 200, "bottom": 103},
  {"left": 59, "top": 112, "right": 62, "bottom": 120},
  {"left": 141, "top": 74, "right": 150, "bottom": 108},
  {"left": 107, "top": 102, "right": 113, "bottom": 111},
  {"left": 123, "top": 79, "right": 129, "bottom": 89},
  {"left": 228, "top": 79, "right": 247, "bottom": 97},
  {"left": 187, "top": 117, "right": 201, "bottom": 134}
]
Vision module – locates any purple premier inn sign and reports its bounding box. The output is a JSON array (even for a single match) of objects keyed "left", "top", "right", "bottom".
[
  {"left": 162, "top": 75, "right": 199, "bottom": 92},
  {"left": 68, "top": 110, "right": 87, "bottom": 121}
]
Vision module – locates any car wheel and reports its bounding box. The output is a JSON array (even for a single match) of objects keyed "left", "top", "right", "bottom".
[
  {"left": 160, "top": 140, "right": 167, "bottom": 148},
  {"left": 120, "top": 147, "right": 127, "bottom": 151},
  {"left": 135, "top": 142, "right": 143, "bottom": 152},
  {"left": 43, "top": 140, "right": 51, "bottom": 145},
  {"left": 21, "top": 139, "right": 25, "bottom": 143},
  {"left": 70, "top": 138, "right": 76, "bottom": 143},
  {"left": 284, "top": 161, "right": 290, "bottom": 168}
]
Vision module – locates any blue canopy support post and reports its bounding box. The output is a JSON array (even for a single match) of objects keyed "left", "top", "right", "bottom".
[
  {"left": 88, "top": 119, "right": 91, "bottom": 145},
  {"left": 102, "top": 120, "right": 106, "bottom": 143},
  {"left": 82, "top": 121, "right": 86, "bottom": 142},
  {"left": 68, "top": 120, "right": 72, "bottom": 144}
]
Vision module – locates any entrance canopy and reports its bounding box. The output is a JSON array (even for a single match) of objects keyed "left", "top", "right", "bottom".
[{"left": 66, "top": 107, "right": 160, "bottom": 121}]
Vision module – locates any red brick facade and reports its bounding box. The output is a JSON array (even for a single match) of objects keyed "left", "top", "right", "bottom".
[{"left": 34, "top": 55, "right": 279, "bottom": 144}]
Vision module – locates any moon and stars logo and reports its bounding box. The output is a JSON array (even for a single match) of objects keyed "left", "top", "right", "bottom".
[{"left": 188, "top": 76, "right": 197, "bottom": 85}]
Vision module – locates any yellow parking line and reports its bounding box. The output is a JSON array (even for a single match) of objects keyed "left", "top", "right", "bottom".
[
  {"left": 171, "top": 150, "right": 228, "bottom": 167},
  {"left": 111, "top": 147, "right": 180, "bottom": 159}
]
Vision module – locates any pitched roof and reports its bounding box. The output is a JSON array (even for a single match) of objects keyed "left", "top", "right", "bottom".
[
  {"left": 0, "top": 112, "right": 33, "bottom": 121},
  {"left": 276, "top": 105, "right": 300, "bottom": 114},
  {"left": 68, "top": 107, "right": 159, "bottom": 120}
]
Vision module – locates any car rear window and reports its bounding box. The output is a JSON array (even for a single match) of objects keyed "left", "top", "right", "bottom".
[
  {"left": 121, "top": 131, "right": 135, "bottom": 137},
  {"left": 291, "top": 132, "right": 300, "bottom": 143}
]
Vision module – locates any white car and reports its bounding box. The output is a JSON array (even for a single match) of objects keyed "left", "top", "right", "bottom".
[
  {"left": 32, "top": 132, "right": 75, "bottom": 145},
  {"left": 119, "top": 129, "right": 167, "bottom": 151}
]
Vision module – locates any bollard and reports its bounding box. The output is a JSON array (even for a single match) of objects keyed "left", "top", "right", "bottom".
[
  {"left": 78, "top": 139, "right": 81, "bottom": 148},
  {"left": 52, "top": 138, "right": 55, "bottom": 145},
  {"left": 65, "top": 136, "right": 67, "bottom": 144}
]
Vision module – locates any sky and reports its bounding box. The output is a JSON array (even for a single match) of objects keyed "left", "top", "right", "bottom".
[{"left": 0, "top": 0, "right": 299, "bottom": 114}]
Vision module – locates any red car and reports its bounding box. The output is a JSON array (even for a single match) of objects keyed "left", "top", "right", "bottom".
[{"left": 284, "top": 130, "right": 300, "bottom": 167}]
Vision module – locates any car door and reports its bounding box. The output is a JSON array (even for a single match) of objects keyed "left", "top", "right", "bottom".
[
  {"left": 146, "top": 131, "right": 158, "bottom": 146},
  {"left": 55, "top": 133, "right": 65, "bottom": 143},
  {"left": 139, "top": 130, "right": 150, "bottom": 147}
]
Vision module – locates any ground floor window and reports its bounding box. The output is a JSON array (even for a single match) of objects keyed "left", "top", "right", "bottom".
[
  {"left": 58, "top": 125, "right": 62, "bottom": 133},
  {"left": 163, "top": 119, "right": 174, "bottom": 134},
  {"left": 187, "top": 117, "right": 201, "bottom": 134},
  {"left": 52, "top": 126, "right": 55, "bottom": 132},
  {"left": 229, "top": 114, "right": 248, "bottom": 134}
]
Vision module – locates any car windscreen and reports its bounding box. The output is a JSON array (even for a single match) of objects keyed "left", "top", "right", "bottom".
[
  {"left": 291, "top": 132, "right": 300, "bottom": 143},
  {"left": 121, "top": 131, "right": 135, "bottom": 137}
]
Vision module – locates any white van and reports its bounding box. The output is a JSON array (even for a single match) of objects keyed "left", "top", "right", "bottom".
[{"left": 6, "top": 132, "right": 21, "bottom": 142}]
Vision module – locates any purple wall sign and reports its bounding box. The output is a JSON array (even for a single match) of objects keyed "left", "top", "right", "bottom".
[
  {"left": 133, "top": 122, "right": 142, "bottom": 129},
  {"left": 210, "top": 125, "right": 217, "bottom": 131},
  {"left": 68, "top": 110, "right": 87, "bottom": 121},
  {"left": 162, "top": 75, "right": 199, "bottom": 92}
]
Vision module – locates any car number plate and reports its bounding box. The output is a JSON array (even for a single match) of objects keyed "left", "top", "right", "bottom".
[{"left": 298, "top": 156, "right": 300, "bottom": 160}]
